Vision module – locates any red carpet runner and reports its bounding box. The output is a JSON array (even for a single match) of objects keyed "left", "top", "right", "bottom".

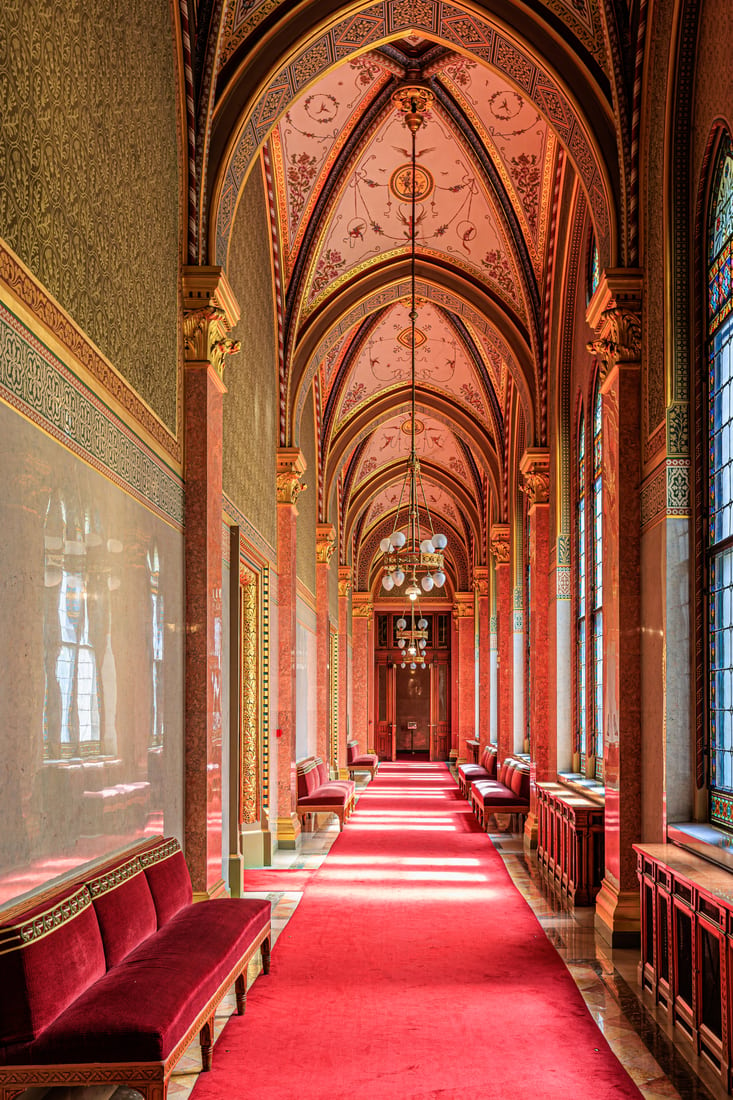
[{"left": 192, "top": 762, "right": 642, "bottom": 1100}]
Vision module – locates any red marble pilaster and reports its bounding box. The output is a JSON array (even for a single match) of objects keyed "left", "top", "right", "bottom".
[
  {"left": 182, "top": 266, "right": 239, "bottom": 899},
  {"left": 337, "top": 566, "right": 352, "bottom": 774},
  {"left": 491, "top": 525, "right": 513, "bottom": 764},
  {"left": 519, "top": 449, "right": 552, "bottom": 850},
  {"left": 316, "top": 524, "right": 336, "bottom": 766},
  {"left": 454, "top": 593, "right": 475, "bottom": 762},
  {"left": 275, "top": 448, "right": 307, "bottom": 848},
  {"left": 475, "top": 567, "right": 490, "bottom": 745},
  {"left": 351, "top": 595, "right": 373, "bottom": 749},
  {"left": 588, "top": 273, "right": 643, "bottom": 945}
]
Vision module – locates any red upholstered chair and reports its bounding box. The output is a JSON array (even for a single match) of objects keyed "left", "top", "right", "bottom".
[
  {"left": 457, "top": 744, "right": 498, "bottom": 797},
  {"left": 346, "top": 740, "right": 379, "bottom": 780}
]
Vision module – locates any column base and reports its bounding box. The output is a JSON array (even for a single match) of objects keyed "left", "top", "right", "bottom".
[
  {"left": 241, "top": 823, "right": 271, "bottom": 868},
  {"left": 523, "top": 811, "right": 538, "bottom": 852},
  {"left": 276, "top": 814, "right": 302, "bottom": 850},
  {"left": 594, "top": 877, "right": 641, "bottom": 947},
  {"left": 193, "top": 878, "right": 228, "bottom": 903},
  {"left": 227, "top": 855, "right": 244, "bottom": 898},
  {"left": 337, "top": 767, "right": 350, "bottom": 780}
]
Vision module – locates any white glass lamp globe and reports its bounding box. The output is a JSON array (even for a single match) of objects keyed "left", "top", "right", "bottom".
[
  {"left": 420, "top": 538, "right": 435, "bottom": 553},
  {"left": 397, "top": 618, "right": 406, "bottom": 629},
  {"left": 392, "top": 531, "right": 406, "bottom": 549},
  {"left": 406, "top": 582, "right": 420, "bottom": 601},
  {"left": 401, "top": 662, "right": 406, "bottom": 669},
  {"left": 380, "top": 537, "right": 393, "bottom": 553},
  {"left": 398, "top": 639, "right": 405, "bottom": 649},
  {"left": 419, "top": 639, "right": 426, "bottom": 649},
  {"left": 432, "top": 533, "right": 447, "bottom": 550},
  {"left": 393, "top": 569, "right": 405, "bottom": 586},
  {"left": 433, "top": 570, "right": 446, "bottom": 588},
  {"left": 418, "top": 617, "right": 427, "bottom": 629},
  {"left": 421, "top": 662, "right": 426, "bottom": 669},
  {"left": 382, "top": 574, "right": 394, "bottom": 591},
  {"left": 421, "top": 574, "right": 434, "bottom": 592},
  {"left": 410, "top": 662, "right": 416, "bottom": 670}
]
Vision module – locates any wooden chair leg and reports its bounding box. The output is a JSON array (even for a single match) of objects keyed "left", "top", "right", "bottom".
[
  {"left": 200, "top": 1013, "right": 215, "bottom": 1071},
  {"left": 235, "top": 971, "right": 247, "bottom": 1015},
  {"left": 261, "top": 935, "right": 271, "bottom": 974}
]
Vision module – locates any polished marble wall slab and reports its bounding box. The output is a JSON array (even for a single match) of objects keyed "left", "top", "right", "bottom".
[{"left": 0, "top": 398, "right": 184, "bottom": 905}]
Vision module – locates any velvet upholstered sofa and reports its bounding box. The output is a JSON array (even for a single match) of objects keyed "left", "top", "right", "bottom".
[
  {"left": 470, "top": 758, "right": 531, "bottom": 830},
  {"left": 457, "top": 744, "right": 498, "bottom": 798},
  {"left": 0, "top": 836, "right": 271, "bottom": 1099},
  {"left": 296, "top": 756, "right": 355, "bottom": 831},
  {"left": 346, "top": 739, "right": 379, "bottom": 779}
]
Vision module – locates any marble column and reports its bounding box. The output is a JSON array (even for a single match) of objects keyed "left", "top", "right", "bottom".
[
  {"left": 588, "top": 272, "right": 643, "bottom": 945},
  {"left": 315, "top": 524, "right": 336, "bottom": 767},
  {"left": 491, "top": 525, "right": 513, "bottom": 763},
  {"left": 182, "top": 266, "right": 240, "bottom": 898},
  {"left": 351, "top": 594, "right": 373, "bottom": 750},
  {"left": 275, "top": 448, "right": 307, "bottom": 849},
  {"left": 475, "top": 567, "right": 490, "bottom": 745},
  {"left": 520, "top": 449, "right": 552, "bottom": 851},
  {"left": 454, "top": 592, "right": 475, "bottom": 763},
  {"left": 337, "top": 566, "right": 352, "bottom": 776}
]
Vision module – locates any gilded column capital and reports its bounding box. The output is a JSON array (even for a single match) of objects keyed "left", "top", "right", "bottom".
[
  {"left": 338, "top": 565, "right": 352, "bottom": 597},
  {"left": 316, "top": 523, "right": 337, "bottom": 565},
  {"left": 490, "top": 523, "right": 510, "bottom": 565},
  {"left": 453, "top": 592, "right": 474, "bottom": 618},
  {"left": 182, "top": 266, "right": 241, "bottom": 379},
  {"left": 276, "top": 448, "right": 307, "bottom": 505},
  {"left": 586, "top": 269, "right": 642, "bottom": 377},
  {"left": 352, "top": 594, "right": 374, "bottom": 618},
  {"left": 519, "top": 448, "right": 550, "bottom": 506},
  {"left": 473, "top": 566, "right": 489, "bottom": 597}
]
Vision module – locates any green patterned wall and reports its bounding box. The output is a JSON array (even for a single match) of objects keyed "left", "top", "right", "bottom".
[
  {"left": 0, "top": 0, "right": 180, "bottom": 431},
  {"left": 224, "top": 164, "right": 277, "bottom": 550},
  {"left": 297, "top": 387, "right": 317, "bottom": 597}
]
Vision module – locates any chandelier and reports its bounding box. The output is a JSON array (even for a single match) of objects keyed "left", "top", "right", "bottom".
[
  {"left": 396, "top": 604, "right": 429, "bottom": 670},
  {"left": 380, "top": 86, "right": 447, "bottom": 600}
]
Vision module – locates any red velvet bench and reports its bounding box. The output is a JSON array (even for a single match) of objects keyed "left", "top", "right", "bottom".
[
  {"left": 296, "top": 756, "right": 355, "bottom": 831},
  {"left": 346, "top": 739, "right": 379, "bottom": 780},
  {"left": 0, "top": 836, "right": 271, "bottom": 1100},
  {"left": 470, "top": 758, "right": 531, "bottom": 830},
  {"left": 457, "top": 744, "right": 498, "bottom": 798}
]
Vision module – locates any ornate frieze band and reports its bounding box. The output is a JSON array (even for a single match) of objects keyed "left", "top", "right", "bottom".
[
  {"left": 0, "top": 887, "right": 91, "bottom": 953},
  {"left": 0, "top": 302, "right": 184, "bottom": 528},
  {"left": 640, "top": 458, "right": 691, "bottom": 530}
]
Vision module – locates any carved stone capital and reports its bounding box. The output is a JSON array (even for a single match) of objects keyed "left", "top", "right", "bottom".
[
  {"left": 519, "top": 448, "right": 550, "bottom": 506},
  {"left": 473, "top": 566, "right": 489, "bottom": 597},
  {"left": 585, "top": 270, "right": 642, "bottom": 376},
  {"left": 316, "top": 523, "right": 337, "bottom": 565},
  {"left": 453, "top": 593, "right": 474, "bottom": 618},
  {"left": 338, "top": 565, "right": 352, "bottom": 597},
  {"left": 352, "top": 595, "right": 374, "bottom": 618},
  {"left": 490, "top": 523, "right": 510, "bottom": 565},
  {"left": 276, "top": 448, "right": 307, "bottom": 505},
  {"left": 182, "top": 266, "right": 241, "bottom": 379}
]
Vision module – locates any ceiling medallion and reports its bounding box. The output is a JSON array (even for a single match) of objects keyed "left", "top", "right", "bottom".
[
  {"left": 397, "top": 326, "right": 427, "bottom": 349},
  {"left": 390, "top": 163, "right": 434, "bottom": 202},
  {"left": 401, "top": 416, "right": 425, "bottom": 435}
]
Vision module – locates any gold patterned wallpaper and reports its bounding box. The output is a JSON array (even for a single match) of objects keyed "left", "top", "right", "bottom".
[
  {"left": 297, "top": 386, "right": 317, "bottom": 597},
  {"left": 0, "top": 0, "right": 180, "bottom": 432},
  {"left": 224, "top": 163, "right": 277, "bottom": 549}
]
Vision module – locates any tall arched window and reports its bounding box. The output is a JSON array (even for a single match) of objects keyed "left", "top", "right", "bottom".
[
  {"left": 708, "top": 136, "right": 733, "bottom": 811},
  {"left": 592, "top": 382, "right": 604, "bottom": 771},
  {"left": 577, "top": 409, "right": 587, "bottom": 761},
  {"left": 587, "top": 231, "right": 600, "bottom": 304}
]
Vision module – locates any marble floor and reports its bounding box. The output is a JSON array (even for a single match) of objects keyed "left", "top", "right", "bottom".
[{"left": 21, "top": 775, "right": 730, "bottom": 1100}]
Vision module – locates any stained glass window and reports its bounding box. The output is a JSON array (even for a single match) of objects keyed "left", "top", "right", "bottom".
[
  {"left": 577, "top": 411, "right": 587, "bottom": 759},
  {"left": 592, "top": 384, "right": 604, "bottom": 766},
  {"left": 709, "top": 137, "right": 733, "bottom": 799},
  {"left": 588, "top": 232, "right": 600, "bottom": 303}
]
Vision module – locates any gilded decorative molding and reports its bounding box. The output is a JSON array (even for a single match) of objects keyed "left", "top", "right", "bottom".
[
  {"left": 182, "top": 266, "right": 241, "bottom": 379},
  {"left": 490, "top": 523, "right": 510, "bottom": 565},
  {"left": 86, "top": 857, "right": 143, "bottom": 898},
  {"left": 139, "top": 838, "right": 181, "bottom": 867},
  {"left": 519, "top": 448, "right": 550, "bottom": 506},
  {"left": 316, "top": 522, "right": 337, "bottom": 565},
  {"left": 2, "top": 888, "right": 91, "bottom": 952},
  {"left": 586, "top": 271, "right": 643, "bottom": 375},
  {"left": 352, "top": 598, "right": 374, "bottom": 618},
  {"left": 453, "top": 594, "right": 474, "bottom": 618},
  {"left": 240, "top": 568, "right": 260, "bottom": 825},
  {"left": 276, "top": 447, "right": 307, "bottom": 505},
  {"left": 473, "top": 566, "right": 489, "bottom": 597}
]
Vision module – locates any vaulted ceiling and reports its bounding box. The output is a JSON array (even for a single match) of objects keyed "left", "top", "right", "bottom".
[{"left": 203, "top": 1, "right": 626, "bottom": 595}]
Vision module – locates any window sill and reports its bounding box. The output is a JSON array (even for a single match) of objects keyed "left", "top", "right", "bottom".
[
  {"left": 667, "top": 822, "right": 733, "bottom": 874},
  {"left": 556, "top": 771, "right": 605, "bottom": 805}
]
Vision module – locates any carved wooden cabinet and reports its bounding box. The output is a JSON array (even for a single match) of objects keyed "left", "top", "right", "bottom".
[
  {"left": 536, "top": 782, "right": 605, "bottom": 906},
  {"left": 635, "top": 843, "right": 732, "bottom": 1093}
]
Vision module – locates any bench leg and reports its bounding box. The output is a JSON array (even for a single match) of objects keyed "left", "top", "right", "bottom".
[
  {"left": 235, "top": 971, "right": 247, "bottom": 1015},
  {"left": 261, "top": 934, "right": 271, "bottom": 974},
  {"left": 200, "top": 1012, "right": 215, "bottom": 1071}
]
